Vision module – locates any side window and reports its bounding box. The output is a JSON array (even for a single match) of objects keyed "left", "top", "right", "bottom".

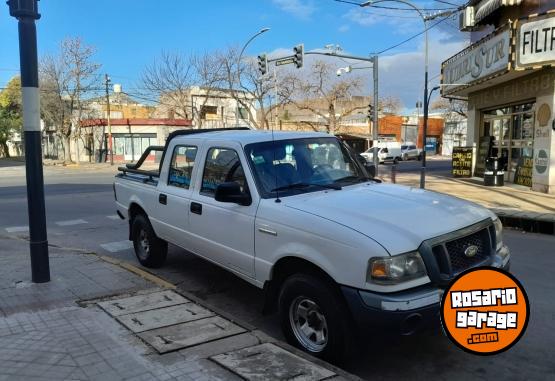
[
  {"left": 168, "top": 145, "right": 197, "bottom": 189},
  {"left": 201, "top": 148, "right": 247, "bottom": 196},
  {"left": 410, "top": 145, "right": 416, "bottom": 150}
]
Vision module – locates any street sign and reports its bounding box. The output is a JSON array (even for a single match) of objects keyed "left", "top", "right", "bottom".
[{"left": 275, "top": 57, "right": 295, "bottom": 66}]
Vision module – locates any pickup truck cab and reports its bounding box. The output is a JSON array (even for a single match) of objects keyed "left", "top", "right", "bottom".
[{"left": 114, "top": 128, "right": 510, "bottom": 363}]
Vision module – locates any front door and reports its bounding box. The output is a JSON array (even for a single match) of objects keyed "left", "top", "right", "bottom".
[{"left": 188, "top": 144, "right": 257, "bottom": 277}]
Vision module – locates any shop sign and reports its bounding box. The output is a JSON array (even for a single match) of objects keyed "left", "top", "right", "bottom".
[
  {"left": 452, "top": 147, "right": 473, "bottom": 177},
  {"left": 516, "top": 14, "right": 555, "bottom": 69},
  {"left": 534, "top": 149, "right": 549, "bottom": 174},
  {"left": 442, "top": 28, "right": 510, "bottom": 94},
  {"left": 513, "top": 156, "right": 533, "bottom": 187}
]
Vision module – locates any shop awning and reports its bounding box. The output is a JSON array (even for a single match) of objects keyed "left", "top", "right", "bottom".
[{"left": 474, "top": 0, "right": 522, "bottom": 23}]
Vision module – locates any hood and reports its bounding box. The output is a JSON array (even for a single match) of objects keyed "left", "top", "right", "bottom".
[{"left": 283, "top": 183, "right": 493, "bottom": 255}]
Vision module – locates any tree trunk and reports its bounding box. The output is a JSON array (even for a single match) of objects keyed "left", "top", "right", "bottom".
[
  {"left": 0, "top": 141, "right": 10, "bottom": 158},
  {"left": 63, "top": 135, "right": 73, "bottom": 163}
]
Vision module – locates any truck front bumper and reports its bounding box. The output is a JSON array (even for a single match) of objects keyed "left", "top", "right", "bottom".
[{"left": 341, "top": 248, "right": 511, "bottom": 336}]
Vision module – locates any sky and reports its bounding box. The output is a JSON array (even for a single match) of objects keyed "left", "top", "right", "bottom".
[{"left": 0, "top": 0, "right": 470, "bottom": 112}]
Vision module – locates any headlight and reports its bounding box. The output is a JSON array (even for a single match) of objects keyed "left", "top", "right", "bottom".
[
  {"left": 368, "top": 251, "right": 427, "bottom": 285},
  {"left": 493, "top": 217, "right": 503, "bottom": 251}
]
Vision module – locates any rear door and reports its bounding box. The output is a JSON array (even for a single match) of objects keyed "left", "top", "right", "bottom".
[
  {"left": 187, "top": 141, "right": 258, "bottom": 277},
  {"left": 155, "top": 140, "right": 200, "bottom": 248}
]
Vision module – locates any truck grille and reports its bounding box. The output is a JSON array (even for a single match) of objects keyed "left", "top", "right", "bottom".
[
  {"left": 424, "top": 220, "right": 495, "bottom": 285},
  {"left": 444, "top": 229, "right": 490, "bottom": 273}
]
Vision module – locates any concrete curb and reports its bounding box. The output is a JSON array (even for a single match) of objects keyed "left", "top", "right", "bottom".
[{"left": 490, "top": 208, "right": 555, "bottom": 235}]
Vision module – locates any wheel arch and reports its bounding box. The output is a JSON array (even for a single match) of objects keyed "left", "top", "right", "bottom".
[
  {"left": 128, "top": 202, "right": 147, "bottom": 240},
  {"left": 263, "top": 256, "right": 341, "bottom": 315}
]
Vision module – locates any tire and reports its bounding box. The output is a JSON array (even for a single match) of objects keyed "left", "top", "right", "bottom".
[
  {"left": 131, "top": 214, "right": 168, "bottom": 268},
  {"left": 278, "top": 273, "right": 356, "bottom": 364},
  {"left": 402, "top": 153, "right": 408, "bottom": 161},
  {"left": 393, "top": 157, "right": 399, "bottom": 164}
]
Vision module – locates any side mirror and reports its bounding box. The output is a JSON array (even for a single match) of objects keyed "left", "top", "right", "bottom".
[
  {"left": 364, "top": 162, "right": 376, "bottom": 178},
  {"left": 215, "top": 182, "right": 251, "bottom": 206}
]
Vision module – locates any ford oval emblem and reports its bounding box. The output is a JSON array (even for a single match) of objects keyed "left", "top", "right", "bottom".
[{"left": 464, "top": 245, "right": 479, "bottom": 258}]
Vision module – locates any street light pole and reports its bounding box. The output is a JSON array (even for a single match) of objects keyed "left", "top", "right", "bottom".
[
  {"left": 236, "top": 27, "right": 270, "bottom": 127},
  {"left": 372, "top": 56, "right": 379, "bottom": 172},
  {"left": 105, "top": 74, "right": 113, "bottom": 165},
  {"left": 7, "top": 0, "right": 50, "bottom": 283}
]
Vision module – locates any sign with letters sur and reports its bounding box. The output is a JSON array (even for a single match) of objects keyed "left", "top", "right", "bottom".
[
  {"left": 442, "top": 27, "right": 510, "bottom": 95},
  {"left": 516, "top": 14, "right": 555, "bottom": 69},
  {"left": 452, "top": 147, "right": 473, "bottom": 178}
]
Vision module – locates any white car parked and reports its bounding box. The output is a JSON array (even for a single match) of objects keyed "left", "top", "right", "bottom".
[
  {"left": 114, "top": 128, "right": 510, "bottom": 363},
  {"left": 401, "top": 142, "right": 423, "bottom": 161}
]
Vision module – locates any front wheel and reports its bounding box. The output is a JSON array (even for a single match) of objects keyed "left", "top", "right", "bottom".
[
  {"left": 278, "top": 273, "right": 355, "bottom": 364},
  {"left": 131, "top": 214, "right": 168, "bottom": 268}
]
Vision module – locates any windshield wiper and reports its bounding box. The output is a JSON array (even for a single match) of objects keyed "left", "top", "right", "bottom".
[
  {"left": 271, "top": 182, "right": 342, "bottom": 192},
  {"left": 333, "top": 175, "right": 367, "bottom": 184}
]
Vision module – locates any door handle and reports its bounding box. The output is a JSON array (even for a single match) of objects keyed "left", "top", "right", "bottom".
[
  {"left": 190, "top": 202, "right": 202, "bottom": 215},
  {"left": 159, "top": 194, "right": 167, "bottom": 205}
]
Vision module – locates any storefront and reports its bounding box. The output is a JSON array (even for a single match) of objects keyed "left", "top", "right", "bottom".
[{"left": 441, "top": 15, "right": 555, "bottom": 194}]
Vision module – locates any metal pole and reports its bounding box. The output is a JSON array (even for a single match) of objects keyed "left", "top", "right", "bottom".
[
  {"left": 420, "top": 20, "right": 429, "bottom": 189},
  {"left": 105, "top": 74, "right": 113, "bottom": 165},
  {"left": 372, "top": 55, "right": 379, "bottom": 174},
  {"left": 273, "top": 65, "right": 279, "bottom": 131},
  {"left": 8, "top": 0, "right": 50, "bottom": 283}
]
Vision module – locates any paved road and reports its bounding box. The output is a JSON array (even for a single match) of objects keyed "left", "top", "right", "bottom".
[
  {"left": 376, "top": 157, "right": 452, "bottom": 178},
  {"left": 1, "top": 166, "right": 553, "bottom": 380}
]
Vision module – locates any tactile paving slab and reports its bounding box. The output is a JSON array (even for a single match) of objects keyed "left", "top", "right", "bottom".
[
  {"left": 116, "top": 302, "right": 215, "bottom": 333},
  {"left": 138, "top": 315, "right": 246, "bottom": 353},
  {"left": 97, "top": 290, "right": 189, "bottom": 317},
  {"left": 210, "top": 343, "right": 336, "bottom": 381}
]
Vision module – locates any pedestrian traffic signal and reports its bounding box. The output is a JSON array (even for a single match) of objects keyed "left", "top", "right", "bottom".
[
  {"left": 293, "top": 44, "right": 304, "bottom": 69},
  {"left": 257, "top": 54, "right": 268, "bottom": 75}
]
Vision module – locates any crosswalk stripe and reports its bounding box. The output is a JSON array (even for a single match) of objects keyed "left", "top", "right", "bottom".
[
  {"left": 106, "top": 215, "right": 120, "bottom": 220},
  {"left": 55, "top": 219, "right": 88, "bottom": 226},
  {"left": 100, "top": 241, "right": 133, "bottom": 253},
  {"left": 5, "top": 226, "right": 29, "bottom": 233}
]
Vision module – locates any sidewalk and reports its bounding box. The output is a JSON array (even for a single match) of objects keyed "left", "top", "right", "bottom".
[
  {"left": 393, "top": 173, "right": 555, "bottom": 234},
  {"left": 0, "top": 235, "right": 356, "bottom": 381}
]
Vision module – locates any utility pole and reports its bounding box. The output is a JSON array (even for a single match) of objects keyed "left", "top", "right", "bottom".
[
  {"left": 8, "top": 0, "right": 50, "bottom": 283},
  {"left": 372, "top": 55, "right": 379, "bottom": 173},
  {"left": 273, "top": 65, "right": 279, "bottom": 130},
  {"left": 105, "top": 74, "right": 113, "bottom": 165}
]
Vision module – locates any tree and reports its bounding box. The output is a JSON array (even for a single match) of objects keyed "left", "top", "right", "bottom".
[
  {"left": 0, "top": 76, "right": 22, "bottom": 157},
  {"left": 431, "top": 97, "right": 467, "bottom": 120},
  {"left": 40, "top": 37, "right": 101, "bottom": 162},
  {"left": 280, "top": 60, "right": 366, "bottom": 134},
  {"left": 218, "top": 46, "right": 276, "bottom": 130},
  {"left": 140, "top": 51, "right": 196, "bottom": 120}
]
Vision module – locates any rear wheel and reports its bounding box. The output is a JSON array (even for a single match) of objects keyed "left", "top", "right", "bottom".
[
  {"left": 278, "top": 273, "right": 355, "bottom": 364},
  {"left": 393, "top": 157, "right": 399, "bottom": 164},
  {"left": 131, "top": 214, "right": 167, "bottom": 268}
]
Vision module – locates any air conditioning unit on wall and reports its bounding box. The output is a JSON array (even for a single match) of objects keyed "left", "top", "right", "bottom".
[{"left": 459, "top": 6, "right": 475, "bottom": 31}]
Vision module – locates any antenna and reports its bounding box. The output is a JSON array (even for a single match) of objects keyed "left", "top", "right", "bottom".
[{"left": 272, "top": 64, "right": 281, "bottom": 203}]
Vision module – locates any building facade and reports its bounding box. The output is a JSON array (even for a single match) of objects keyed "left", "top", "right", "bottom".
[{"left": 442, "top": 1, "right": 555, "bottom": 193}]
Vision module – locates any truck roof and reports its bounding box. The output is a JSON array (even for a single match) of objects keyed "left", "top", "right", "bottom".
[{"left": 172, "top": 129, "right": 331, "bottom": 145}]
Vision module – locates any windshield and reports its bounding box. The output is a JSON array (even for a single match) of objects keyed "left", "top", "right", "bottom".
[{"left": 245, "top": 137, "right": 367, "bottom": 197}]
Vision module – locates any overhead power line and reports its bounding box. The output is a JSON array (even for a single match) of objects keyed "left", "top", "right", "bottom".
[{"left": 333, "top": 0, "right": 456, "bottom": 12}]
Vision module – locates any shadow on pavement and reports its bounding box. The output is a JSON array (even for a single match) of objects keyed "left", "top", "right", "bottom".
[{"left": 0, "top": 157, "right": 25, "bottom": 168}]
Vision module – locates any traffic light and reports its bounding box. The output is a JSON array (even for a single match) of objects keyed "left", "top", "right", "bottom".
[
  {"left": 293, "top": 44, "right": 304, "bottom": 69},
  {"left": 257, "top": 54, "right": 268, "bottom": 75},
  {"left": 368, "top": 104, "right": 373, "bottom": 119}
]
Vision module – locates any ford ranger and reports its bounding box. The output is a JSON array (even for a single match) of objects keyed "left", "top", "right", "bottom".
[{"left": 113, "top": 128, "right": 510, "bottom": 362}]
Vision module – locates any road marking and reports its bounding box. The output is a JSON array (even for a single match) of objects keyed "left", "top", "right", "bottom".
[
  {"left": 106, "top": 215, "right": 120, "bottom": 220},
  {"left": 55, "top": 219, "right": 88, "bottom": 226},
  {"left": 5, "top": 226, "right": 29, "bottom": 233},
  {"left": 100, "top": 240, "right": 133, "bottom": 253}
]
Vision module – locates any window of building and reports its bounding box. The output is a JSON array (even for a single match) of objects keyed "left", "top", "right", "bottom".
[
  {"left": 200, "top": 105, "right": 219, "bottom": 120},
  {"left": 168, "top": 145, "right": 198, "bottom": 189},
  {"left": 237, "top": 107, "right": 249, "bottom": 120},
  {"left": 201, "top": 148, "right": 246, "bottom": 196}
]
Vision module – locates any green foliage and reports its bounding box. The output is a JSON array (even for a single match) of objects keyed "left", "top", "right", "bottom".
[{"left": 0, "top": 76, "right": 22, "bottom": 157}]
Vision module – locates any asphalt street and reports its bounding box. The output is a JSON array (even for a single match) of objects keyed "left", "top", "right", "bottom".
[{"left": 1, "top": 161, "right": 553, "bottom": 380}]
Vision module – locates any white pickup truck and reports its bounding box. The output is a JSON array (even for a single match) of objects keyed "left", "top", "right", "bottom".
[{"left": 114, "top": 128, "right": 510, "bottom": 362}]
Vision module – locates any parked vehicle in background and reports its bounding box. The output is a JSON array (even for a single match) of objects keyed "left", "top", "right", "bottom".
[
  {"left": 401, "top": 142, "right": 422, "bottom": 161},
  {"left": 114, "top": 128, "right": 510, "bottom": 364},
  {"left": 361, "top": 146, "right": 402, "bottom": 164}
]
